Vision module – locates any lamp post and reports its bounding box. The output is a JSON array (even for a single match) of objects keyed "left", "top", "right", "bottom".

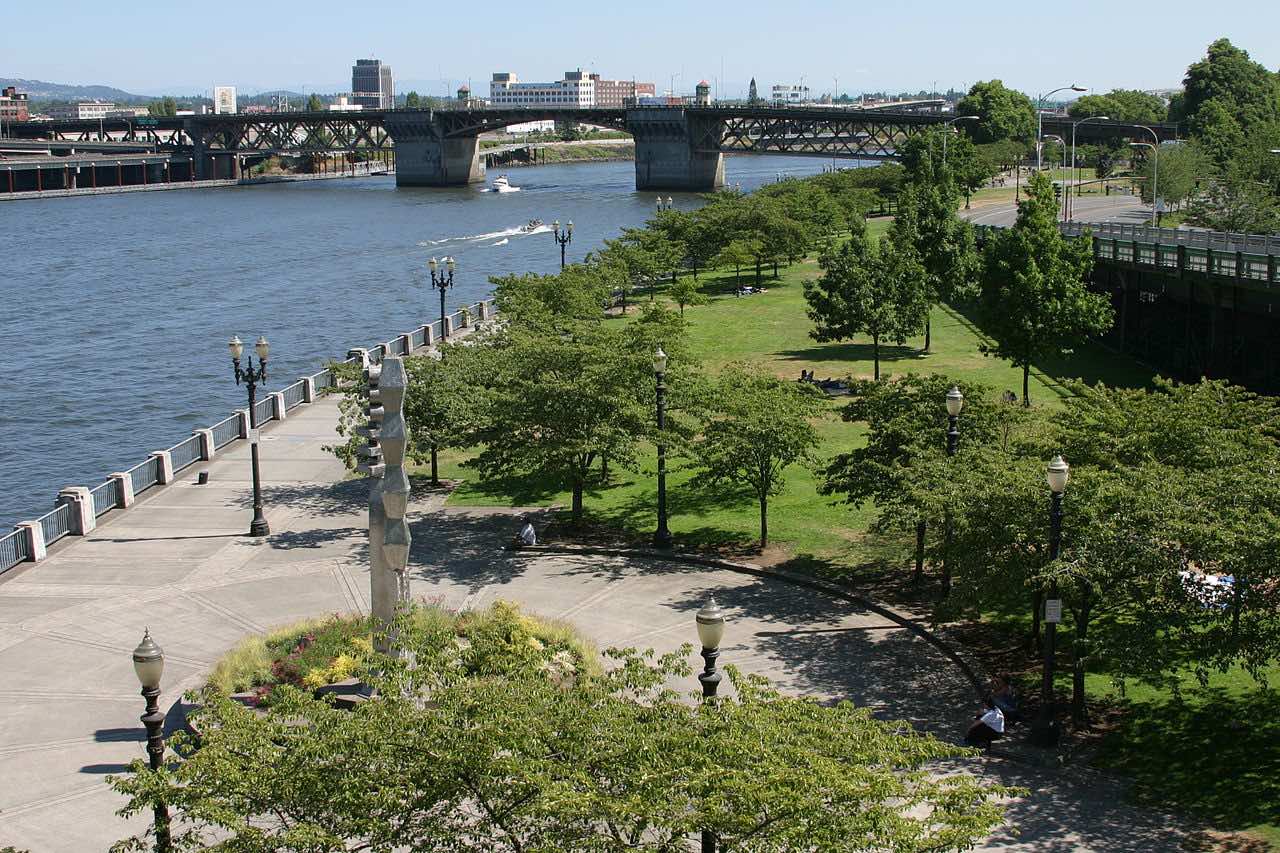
[
  {"left": 132, "top": 630, "right": 171, "bottom": 852},
  {"left": 552, "top": 220, "right": 573, "bottom": 270},
  {"left": 695, "top": 598, "right": 725, "bottom": 853},
  {"left": 940, "top": 115, "right": 979, "bottom": 164},
  {"left": 652, "top": 348, "right": 673, "bottom": 548},
  {"left": 1130, "top": 123, "right": 1160, "bottom": 226},
  {"left": 1036, "top": 85, "right": 1086, "bottom": 170},
  {"left": 428, "top": 256, "right": 456, "bottom": 339},
  {"left": 940, "top": 386, "right": 963, "bottom": 598},
  {"left": 1068, "top": 115, "right": 1110, "bottom": 220},
  {"left": 228, "top": 335, "right": 271, "bottom": 537},
  {"left": 1031, "top": 455, "right": 1070, "bottom": 747},
  {"left": 1042, "top": 133, "right": 1067, "bottom": 221}
]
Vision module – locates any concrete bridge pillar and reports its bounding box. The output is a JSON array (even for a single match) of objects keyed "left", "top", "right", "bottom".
[
  {"left": 629, "top": 108, "right": 724, "bottom": 192},
  {"left": 384, "top": 114, "right": 484, "bottom": 187}
]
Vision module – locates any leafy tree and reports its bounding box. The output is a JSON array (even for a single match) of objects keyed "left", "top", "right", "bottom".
[
  {"left": 1182, "top": 38, "right": 1280, "bottom": 135},
  {"left": 668, "top": 277, "right": 708, "bottom": 316},
  {"left": 889, "top": 179, "right": 980, "bottom": 352},
  {"left": 490, "top": 264, "right": 614, "bottom": 328},
  {"left": 957, "top": 80, "right": 1036, "bottom": 143},
  {"left": 1189, "top": 155, "right": 1280, "bottom": 233},
  {"left": 404, "top": 90, "right": 421, "bottom": 108},
  {"left": 109, "top": 602, "right": 1010, "bottom": 852},
  {"left": 692, "top": 368, "right": 824, "bottom": 547},
  {"left": 714, "top": 238, "right": 759, "bottom": 287},
  {"left": 821, "top": 375, "right": 1012, "bottom": 585},
  {"left": 804, "top": 221, "right": 928, "bottom": 380},
  {"left": 306, "top": 93, "right": 324, "bottom": 112},
  {"left": 148, "top": 96, "right": 177, "bottom": 117},
  {"left": 1068, "top": 89, "right": 1166, "bottom": 124},
  {"left": 1134, "top": 141, "right": 1208, "bottom": 209},
  {"left": 978, "top": 172, "right": 1112, "bottom": 406}
]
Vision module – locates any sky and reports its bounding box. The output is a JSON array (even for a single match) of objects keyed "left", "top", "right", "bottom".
[{"left": 4, "top": 0, "right": 1279, "bottom": 99}]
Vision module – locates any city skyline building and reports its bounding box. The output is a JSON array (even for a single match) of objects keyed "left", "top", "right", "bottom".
[
  {"left": 771, "top": 83, "right": 811, "bottom": 106},
  {"left": 46, "top": 101, "right": 115, "bottom": 120},
  {"left": 489, "top": 69, "right": 655, "bottom": 108},
  {"left": 352, "top": 58, "right": 394, "bottom": 109},
  {"left": 0, "top": 87, "right": 30, "bottom": 124},
  {"left": 213, "top": 85, "right": 237, "bottom": 114}
]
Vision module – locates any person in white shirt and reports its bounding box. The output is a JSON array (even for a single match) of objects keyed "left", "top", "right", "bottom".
[
  {"left": 515, "top": 518, "right": 537, "bottom": 547},
  {"left": 964, "top": 697, "right": 1005, "bottom": 749}
]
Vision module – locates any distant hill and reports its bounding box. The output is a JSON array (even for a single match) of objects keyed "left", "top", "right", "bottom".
[{"left": 0, "top": 78, "right": 147, "bottom": 102}]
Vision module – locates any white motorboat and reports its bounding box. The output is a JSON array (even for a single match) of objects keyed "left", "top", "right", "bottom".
[{"left": 491, "top": 174, "right": 520, "bottom": 193}]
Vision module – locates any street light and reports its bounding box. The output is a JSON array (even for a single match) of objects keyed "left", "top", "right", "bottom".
[
  {"left": 1069, "top": 115, "right": 1109, "bottom": 220},
  {"left": 552, "top": 220, "right": 573, "bottom": 270},
  {"left": 1031, "top": 455, "right": 1070, "bottom": 747},
  {"left": 132, "top": 630, "right": 171, "bottom": 852},
  {"left": 1036, "top": 85, "right": 1086, "bottom": 170},
  {"left": 695, "top": 597, "right": 725, "bottom": 853},
  {"left": 428, "top": 256, "right": 456, "bottom": 339},
  {"left": 228, "top": 334, "right": 271, "bottom": 537},
  {"left": 1130, "top": 123, "right": 1160, "bottom": 226},
  {"left": 941, "top": 115, "right": 979, "bottom": 164},
  {"left": 1042, "top": 134, "right": 1067, "bottom": 221},
  {"left": 652, "top": 348, "right": 673, "bottom": 548},
  {"left": 940, "top": 386, "right": 963, "bottom": 598}
]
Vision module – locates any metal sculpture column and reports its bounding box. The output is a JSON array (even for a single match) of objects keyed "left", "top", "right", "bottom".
[{"left": 376, "top": 357, "right": 412, "bottom": 652}]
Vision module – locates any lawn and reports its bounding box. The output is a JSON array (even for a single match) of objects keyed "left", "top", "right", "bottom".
[{"left": 424, "top": 225, "right": 1279, "bottom": 846}]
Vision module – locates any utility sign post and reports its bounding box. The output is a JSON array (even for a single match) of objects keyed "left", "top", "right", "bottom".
[{"left": 1044, "top": 598, "right": 1063, "bottom": 624}]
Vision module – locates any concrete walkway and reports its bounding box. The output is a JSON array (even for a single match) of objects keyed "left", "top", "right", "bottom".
[{"left": 0, "top": 394, "right": 1201, "bottom": 851}]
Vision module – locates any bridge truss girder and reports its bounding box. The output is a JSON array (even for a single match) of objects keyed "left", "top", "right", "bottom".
[
  {"left": 193, "top": 117, "right": 392, "bottom": 154},
  {"left": 696, "top": 114, "right": 935, "bottom": 159}
]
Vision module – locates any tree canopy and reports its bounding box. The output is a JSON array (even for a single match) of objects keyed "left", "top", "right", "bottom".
[
  {"left": 957, "top": 80, "right": 1036, "bottom": 143},
  {"left": 1068, "top": 89, "right": 1167, "bottom": 124}
]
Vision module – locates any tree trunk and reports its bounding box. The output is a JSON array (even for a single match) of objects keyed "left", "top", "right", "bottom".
[
  {"left": 1022, "top": 363, "right": 1031, "bottom": 407},
  {"left": 913, "top": 520, "right": 926, "bottom": 583},
  {"left": 679, "top": 303, "right": 685, "bottom": 317},
  {"left": 1031, "top": 589, "right": 1043, "bottom": 652},
  {"left": 601, "top": 455, "right": 609, "bottom": 482},
  {"left": 754, "top": 259, "right": 762, "bottom": 286},
  {"left": 758, "top": 492, "right": 769, "bottom": 549},
  {"left": 873, "top": 335, "right": 881, "bottom": 381},
  {"left": 734, "top": 264, "right": 741, "bottom": 285},
  {"left": 924, "top": 317, "right": 932, "bottom": 353},
  {"left": 1072, "top": 604, "right": 1092, "bottom": 726},
  {"left": 772, "top": 260, "right": 779, "bottom": 278},
  {"left": 571, "top": 481, "right": 584, "bottom": 528},
  {"left": 430, "top": 444, "right": 439, "bottom": 487}
]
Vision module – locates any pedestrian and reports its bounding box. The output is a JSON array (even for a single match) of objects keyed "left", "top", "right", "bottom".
[{"left": 964, "top": 697, "right": 1005, "bottom": 750}]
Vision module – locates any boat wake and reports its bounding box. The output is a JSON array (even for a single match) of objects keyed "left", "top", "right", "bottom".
[
  {"left": 490, "top": 238, "right": 509, "bottom": 247},
  {"left": 420, "top": 223, "right": 550, "bottom": 246}
]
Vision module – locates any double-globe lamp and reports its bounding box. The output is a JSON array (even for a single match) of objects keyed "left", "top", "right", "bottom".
[
  {"left": 228, "top": 334, "right": 271, "bottom": 537},
  {"left": 428, "top": 256, "right": 457, "bottom": 339},
  {"left": 552, "top": 220, "right": 573, "bottom": 269}
]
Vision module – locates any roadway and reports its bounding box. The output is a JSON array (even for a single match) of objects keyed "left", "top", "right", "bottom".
[{"left": 962, "top": 193, "right": 1154, "bottom": 228}]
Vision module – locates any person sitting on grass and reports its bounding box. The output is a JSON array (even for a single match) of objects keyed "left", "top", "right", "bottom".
[
  {"left": 513, "top": 517, "right": 537, "bottom": 548},
  {"left": 964, "top": 697, "right": 1005, "bottom": 750}
]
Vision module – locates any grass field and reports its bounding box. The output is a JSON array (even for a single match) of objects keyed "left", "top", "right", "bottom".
[{"left": 425, "top": 224, "right": 1277, "bottom": 846}]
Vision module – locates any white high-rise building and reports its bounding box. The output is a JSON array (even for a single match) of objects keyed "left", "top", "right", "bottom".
[
  {"left": 771, "top": 84, "right": 811, "bottom": 106},
  {"left": 213, "top": 86, "right": 237, "bottom": 114}
]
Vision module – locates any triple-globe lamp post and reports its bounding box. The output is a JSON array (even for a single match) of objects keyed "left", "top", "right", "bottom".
[
  {"left": 228, "top": 335, "right": 271, "bottom": 537},
  {"left": 653, "top": 348, "right": 672, "bottom": 548},
  {"left": 132, "top": 630, "right": 171, "bottom": 852},
  {"left": 1031, "top": 455, "right": 1070, "bottom": 747},
  {"left": 428, "top": 256, "right": 456, "bottom": 339},
  {"left": 695, "top": 598, "right": 726, "bottom": 853},
  {"left": 552, "top": 220, "right": 573, "bottom": 270}
]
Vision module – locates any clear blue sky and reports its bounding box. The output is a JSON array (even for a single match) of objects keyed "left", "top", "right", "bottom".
[{"left": 4, "top": 0, "right": 1278, "bottom": 98}]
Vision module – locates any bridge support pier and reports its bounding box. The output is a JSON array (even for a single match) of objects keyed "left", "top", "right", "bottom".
[
  {"left": 629, "top": 109, "right": 724, "bottom": 192},
  {"left": 384, "top": 115, "right": 483, "bottom": 187}
]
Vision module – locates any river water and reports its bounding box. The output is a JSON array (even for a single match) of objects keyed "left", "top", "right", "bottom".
[{"left": 0, "top": 155, "right": 841, "bottom": 527}]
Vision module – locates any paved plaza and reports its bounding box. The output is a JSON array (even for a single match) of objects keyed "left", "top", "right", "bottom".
[{"left": 0, "top": 392, "right": 1202, "bottom": 851}]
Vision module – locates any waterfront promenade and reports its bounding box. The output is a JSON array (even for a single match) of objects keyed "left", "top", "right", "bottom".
[{"left": 0, "top": 385, "right": 1202, "bottom": 851}]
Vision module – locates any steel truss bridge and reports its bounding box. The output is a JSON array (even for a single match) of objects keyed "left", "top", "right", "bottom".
[{"left": 11, "top": 106, "right": 1179, "bottom": 159}]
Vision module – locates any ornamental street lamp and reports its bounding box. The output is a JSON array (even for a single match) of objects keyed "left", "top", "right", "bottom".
[
  {"left": 552, "top": 219, "right": 573, "bottom": 270},
  {"left": 1031, "top": 455, "right": 1070, "bottom": 747},
  {"left": 695, "top": 598, "right": 725, "bottom": 853},
  {"left": 132, "top": 630, "right": 171, "bottom": 852},
  {"left": 940, "top": 386, "right": 963, "bottom": 599},
  {"left": 1068, "top": 115, "right": 1110, "bottom": 220},
  {"left": 428, "top": 256, "right": 456, "bottom": 339},
  {"left": 1036, "top": 85, "right": 1086, "bottom": 170},
  {"left": 653, "top": 348, "right": 672, "bottom": 548},
  {"left": 228, "top": 334, "right": 271, "bottom": 537}
]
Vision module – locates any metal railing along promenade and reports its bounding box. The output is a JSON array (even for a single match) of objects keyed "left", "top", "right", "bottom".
[
  {"left": 0, "top": 305, "right": 491, "bottom": 577},
  {"left": 974, "top": 223, "right": 1280, "bottom": 287}
]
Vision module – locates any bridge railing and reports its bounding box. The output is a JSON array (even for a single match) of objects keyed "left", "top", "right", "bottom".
[
  {"left": 0, "top": 300, "right": 495, "bottom": 578},
  {"left": 1060, "top": 221, "right": 1280, "bottom": 254}
]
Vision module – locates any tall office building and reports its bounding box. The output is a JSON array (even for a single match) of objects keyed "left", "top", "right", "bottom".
[
  {"left": 352, "top": 58, "right": 394, "bottom": 109},
  {"left": 213, "top": 86, "right": 237, "bottom": 114}
]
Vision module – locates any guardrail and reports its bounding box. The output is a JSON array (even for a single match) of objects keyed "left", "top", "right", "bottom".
[
  {"left": 973, "top": 223, "right": 1280, "bottom": 287},
  {"left": 0, "top": 301, "right": 493, "bottom": 577}
]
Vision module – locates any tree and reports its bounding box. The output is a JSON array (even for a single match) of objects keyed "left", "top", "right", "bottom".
[
  {"left": 1188, "top": 144, "right": 1280, "bottom": 233},
  {"left": 109, "top": 602, "right": 1010, "bottom": 852},
  {"left": 804, "top": 221, "right": 928, "bottom": 380},
  {"left": 978, "top": 172, "right": 1112, "bottom": 406},
  {"left": 1134, "top": 141, "right": 1207, "bottom": 210},
  {"left": 404, "top": 90, "right": 421, "bottom": 108},
  {"left": 821, "top": 374, "right": 1012, "bottom": 585},
  {"left": 148, "top": 96, "right": 177, "bottom": 117},
  {"left": 1181, "top": 38, "right": 1280, "bottom": 135},
  {"left": 306, "top": 93, "right": 324, "bottom": 112},
  {"left": 490, "top": 264, "right": 614, "bottom": 328},
  {"left": 957, "top": 80, "right": 1036, "bottom": 144},
  {"left": 714, "top": 238, "right": 759, "bottom": 287},
  {"left": 1068, "top": 90, "right": 1166, "bottom": 124},
  {"left": 693, "top": 368, "right": 824, "bottom": 547},
  {"left": 668, "top": 277, "right": 708, "bottom": 316}
]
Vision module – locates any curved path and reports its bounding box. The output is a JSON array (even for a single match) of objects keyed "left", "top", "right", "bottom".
[{"left": 0, "top": 394, "right": 1199, "bottom": 851}]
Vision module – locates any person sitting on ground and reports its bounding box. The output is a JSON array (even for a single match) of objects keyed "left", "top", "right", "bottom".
[
  {"left": 513, "top": 517, "right": 537, "bottom": 548},
  {"left": 990, "top": 674, "right": 1021, "bottom": 724},
  {"left": 964, "top": 697, "right": 1005, "bottom": 750}
]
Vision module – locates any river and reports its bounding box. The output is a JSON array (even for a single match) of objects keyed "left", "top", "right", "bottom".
[{"left": 0, "top": 155, "right": 842, "bottom": 527}]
